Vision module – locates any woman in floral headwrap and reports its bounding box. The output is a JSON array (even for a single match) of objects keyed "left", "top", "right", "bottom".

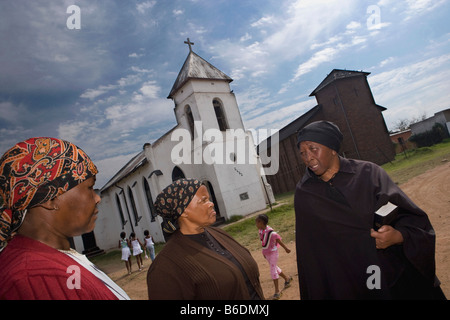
[
  {"left": 0, "top": 137, "right": 129, "bottom": 300},
  {"left": 147, "top": 178, "right": 264, "bottom": 300}
]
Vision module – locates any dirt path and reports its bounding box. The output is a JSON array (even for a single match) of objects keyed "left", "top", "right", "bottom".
[
  {"left": 106, "top": 161, "right": 450, "bottom": 300},
  {"left": 399, "top": 161, "right": 450, "bottom": 297}
]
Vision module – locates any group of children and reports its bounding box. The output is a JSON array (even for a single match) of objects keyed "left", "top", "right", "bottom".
[
  {"left": 119, "top": 230, "right": 155, "bottom": 275},
  {"left": 119, "top": 214, "right": 291, "bottom": 300}
]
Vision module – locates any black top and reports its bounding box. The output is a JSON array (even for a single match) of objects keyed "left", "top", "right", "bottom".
[{"left": 295, "top": 156, "right": 444, "bottom": 299}]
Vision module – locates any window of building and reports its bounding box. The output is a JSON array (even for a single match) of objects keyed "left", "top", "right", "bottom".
[
  {"left": 143, "top": 177, "right": 157, "bottom": 222},
  {"left": 185, "top": 105, "right": 195, "bottom": 140},
  {"left": 115, "top": 193, "right": 127, "bottom": 229},
  {"left": 128, "top": 186, "right": 141, "bottom": 226},
  {"left": 172, "top": 166, "right": 186, "bottom": 181},
  {"left": 213, "top": 99, "right": 228, "bottom": 131}
]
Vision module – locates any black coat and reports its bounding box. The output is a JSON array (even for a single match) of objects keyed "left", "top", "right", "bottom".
[{"left": 294, "top": 157, "right": 445, "bottom": 299}]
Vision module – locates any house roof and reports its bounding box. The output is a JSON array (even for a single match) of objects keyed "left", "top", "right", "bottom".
[
  {"left": 167, "top": 50, "right": 232, "bottom": 99},
  {"left": 309, "top": 69, "right": 370, "bottom": 96}
]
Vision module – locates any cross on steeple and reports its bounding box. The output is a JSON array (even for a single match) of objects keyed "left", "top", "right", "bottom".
[{"left": 184, "top": 38, "right": 194, "bottom": 52}]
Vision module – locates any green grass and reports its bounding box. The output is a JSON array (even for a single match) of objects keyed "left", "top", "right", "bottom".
[
  {"left": 223, "top": 194, "right": 296, "bottom": 251},
  {"left": 382, "top": 138, "right": 450, "bottom": 184}
]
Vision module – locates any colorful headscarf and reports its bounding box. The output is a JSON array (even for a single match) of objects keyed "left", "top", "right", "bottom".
[
  {"left": 0, "top": 137, "right": 98, "bottom": 251},
  {"left": 154, "top": 178, "right": 202, "bottom": 235}
]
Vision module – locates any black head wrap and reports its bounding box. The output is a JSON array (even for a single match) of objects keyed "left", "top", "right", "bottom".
[
  {"left": 154, "top": 178, "right": 202, "bottom": 235},
  {"left": 296, "top": 121, "right": 343, "bottom": 152}
]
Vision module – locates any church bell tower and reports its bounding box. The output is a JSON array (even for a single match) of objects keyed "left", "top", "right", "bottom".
[
  {"left": 168, "top": 38, "right": 245, "bottom": 137},
  {"left": 165, "top": 38, "right": 274, "bottom": 221}
]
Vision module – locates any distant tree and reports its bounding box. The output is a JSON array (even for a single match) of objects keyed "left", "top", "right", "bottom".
[{"left": 392, "top": 112, "right": 427, "bottom": 132}]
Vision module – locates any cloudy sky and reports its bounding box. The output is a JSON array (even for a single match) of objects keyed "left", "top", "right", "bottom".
[{"left": 1, "top": 0, "right": 450, "bottom": 188}]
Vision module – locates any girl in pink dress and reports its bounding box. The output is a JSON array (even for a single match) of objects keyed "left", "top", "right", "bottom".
[{"left": 256, "top": 214, "right": 293, "bottom": 299}]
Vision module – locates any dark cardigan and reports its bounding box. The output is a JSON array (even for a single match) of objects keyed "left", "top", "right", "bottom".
[{"left": 147, "top": 227, "right": 264, "bottom": 300}]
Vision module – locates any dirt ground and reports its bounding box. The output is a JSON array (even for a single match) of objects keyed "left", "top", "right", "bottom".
[{"left": 105, "top": 161, "right": 450, "bottom": 300}]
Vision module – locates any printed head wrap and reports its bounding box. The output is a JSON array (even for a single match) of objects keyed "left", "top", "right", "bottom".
[
  {"left": 296, "top": 120, "right": 343, "bottom": 152},
  {"left": 0, "top": 137, "right": 98, "bottom": 251},
  {"left": 154, "top": 178, "right": 202, "bottom": 235}
]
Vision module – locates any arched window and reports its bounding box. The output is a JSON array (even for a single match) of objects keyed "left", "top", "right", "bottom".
[
  {"left": 115, "top": 193, "right": 127, "bottom": 229},
  {"left": 143, "top": 177, "right": 156, "bottom": 222},
  {"left": 213, "top": 99, "right": 228, "bottom": 131},
  {"left": 203, "top": 180, "right": 221, "bottom": 217},
  {"left": 185, "top": 105, "right": 195, "bottom": 140},
  {"left": 128, "top": 186, "right": 141, "bottom": 226},
  {"left": 172, "top": 166, "right": 186, "bottom": 181}
]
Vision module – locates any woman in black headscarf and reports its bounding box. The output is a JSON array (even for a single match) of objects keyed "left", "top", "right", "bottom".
[
  {"left": 294, "top": 120, "right": 445, "bottom": 299},
  {"left": 147, "top": 178, "right": 264, "bottom": 300}
]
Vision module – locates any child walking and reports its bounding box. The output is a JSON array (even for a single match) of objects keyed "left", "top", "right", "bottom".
[
  {"left": 144, "top": 230, "right": 156, "bottom": 262},
  {"left": 256, "top": 214, "right": 292, "bottom": 300},
  {"left": 119, "top": 232, "right": 132, "bottom": 275},
  {"left": 130, "top": 232, "right": 144, "bottom": 271}
]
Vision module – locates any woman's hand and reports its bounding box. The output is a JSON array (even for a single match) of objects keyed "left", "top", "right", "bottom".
[{"left": 370, "top": 225, "right": 404, "bottom": 249}]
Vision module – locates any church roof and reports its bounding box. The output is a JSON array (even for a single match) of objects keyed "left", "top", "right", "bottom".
[
  {"left": 100, "top": 151, "right": 147, "bottom": 192},
  {"left": 309, "top": 69, "right": 370, "bottom": 97},
  {"left": 167, "top": 50, "right": 232, "bottom": 99}
]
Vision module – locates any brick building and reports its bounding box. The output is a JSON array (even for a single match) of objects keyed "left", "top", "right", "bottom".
[
  {"left": 259, "top": 69, "right": 396, "bottom": 195},
  {"left": 390, "top": 129, "right": 415, "bottom": 154}
]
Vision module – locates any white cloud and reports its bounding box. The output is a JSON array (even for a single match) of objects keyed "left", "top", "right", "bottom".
[
  {"left": 210, "top": 0, "right": 360, "bottom": 85},
  {"left": 251, "top": 15, "right": 276, "bottom": 28},
  {"left": 0, "top": 102, "right": 28, "bottom": 124},
  {"left": 240, "top": 33, "right": 252, "bottom": 42},
  {"left": 379, "top": 57, "right": 395, "bottom": 67},
  {"left": 404, "top": 0, "right": 446, "bottom": 19},
  {"left": 173, "top": 9, "right": 184, "bottom": 16},
  {"left": 129, "top": 52, "right": 145, "bottom": 58},
  {"left": 80, "top": 74, "right": 145, "bottom": 100},
  {"left": 136, "top": 1, "right": 156, "bottom": 14},
  {"left": 369, "top": 53, "right": 450, "bottom": 128},
  {"left": 346, "top": 21, "right": 361, "bottom": 31},
  {"left": 292, "top": 47, "right": 339, "bottom": 81}
]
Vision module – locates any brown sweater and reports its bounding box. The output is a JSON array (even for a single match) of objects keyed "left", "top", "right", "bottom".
[{"left": 147, "top": 227, "right": 264, "bottom": 300}]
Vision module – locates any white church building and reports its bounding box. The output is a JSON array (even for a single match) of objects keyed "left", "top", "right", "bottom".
[{"left": 72, "top": 40, "right": 275, "bottom": 254}]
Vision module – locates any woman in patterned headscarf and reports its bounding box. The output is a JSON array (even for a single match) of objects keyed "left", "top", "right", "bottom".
[
  {"left": 147, "top": 178, "right": 264, "bottom": 300},
  {"left": 0, "top": 137, "right": 129, "bottom": 300}
]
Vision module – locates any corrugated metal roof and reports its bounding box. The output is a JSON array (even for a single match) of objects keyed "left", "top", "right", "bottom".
[{"left": 168, "top": 51, "right": 232, "bottom": 99}]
